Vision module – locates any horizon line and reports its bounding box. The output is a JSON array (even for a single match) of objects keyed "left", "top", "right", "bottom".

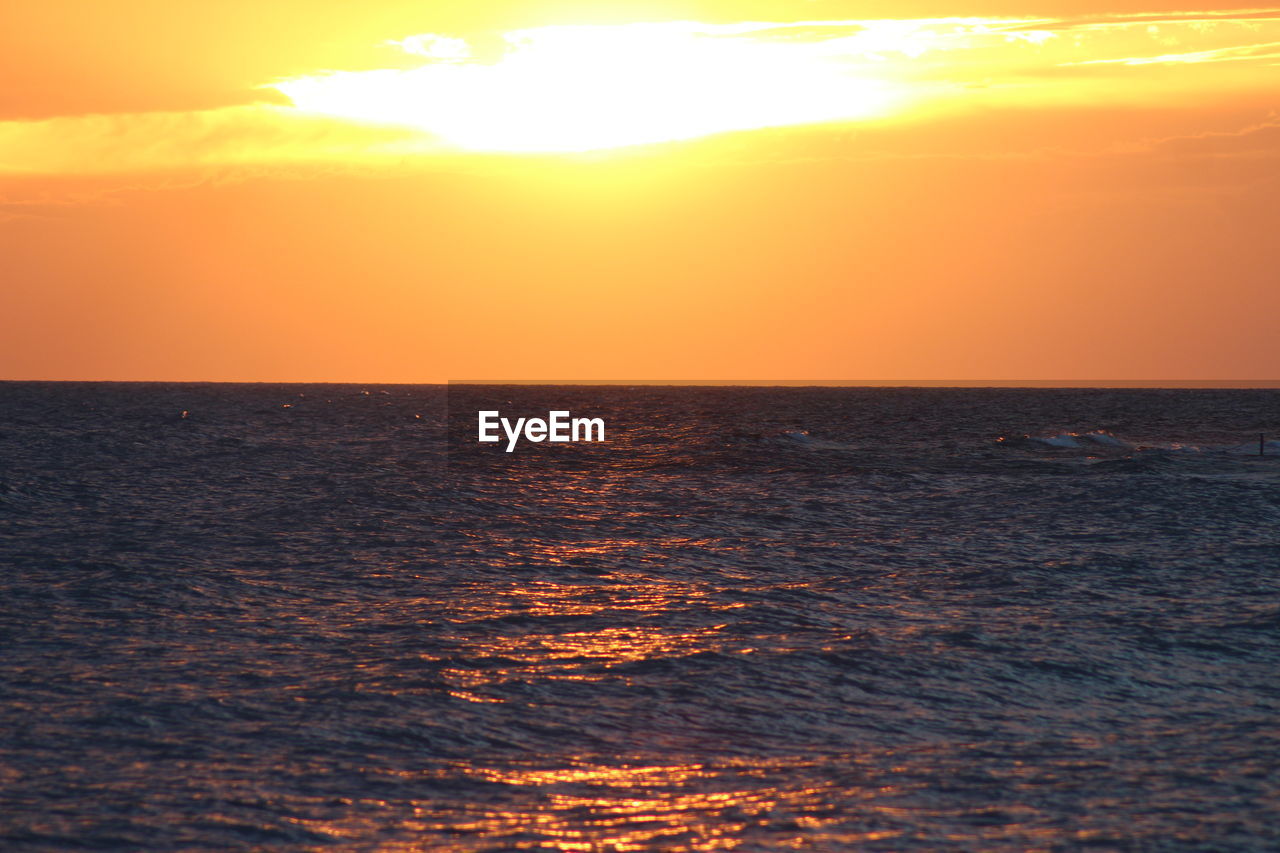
[{"left": 5, "top": 379, "right": 1280, "bottom": 389}]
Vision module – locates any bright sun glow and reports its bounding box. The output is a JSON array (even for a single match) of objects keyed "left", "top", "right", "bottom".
[{"left": 272, "top": 21, "right": 924, "bottom": 153}]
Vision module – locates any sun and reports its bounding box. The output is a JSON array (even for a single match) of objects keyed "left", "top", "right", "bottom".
[{"left": 271, "top": 22, "right": 905, "bottom": 154}]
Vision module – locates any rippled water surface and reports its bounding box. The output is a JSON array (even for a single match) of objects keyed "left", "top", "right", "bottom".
[{"left": 2, "top": 383, "right": 1279, "bottom": 850}]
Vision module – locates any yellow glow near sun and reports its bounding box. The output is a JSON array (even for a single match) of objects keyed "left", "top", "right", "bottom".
[{"left": 272, "top": 21, "right": 925, "bottom": 153}]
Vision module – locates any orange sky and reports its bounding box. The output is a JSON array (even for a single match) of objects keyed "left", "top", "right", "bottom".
[{"left": 2, "top": 1, "right": 1278, "bottom": 381}]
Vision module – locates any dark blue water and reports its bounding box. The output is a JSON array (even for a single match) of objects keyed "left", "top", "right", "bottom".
[{"left": 2, "top": 383, "right": 1278, "bottom": 850}]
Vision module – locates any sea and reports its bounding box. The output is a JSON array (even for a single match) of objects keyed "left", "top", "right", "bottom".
[{"left": 1, "top": 382, "right": 1278, "bottom": 851}]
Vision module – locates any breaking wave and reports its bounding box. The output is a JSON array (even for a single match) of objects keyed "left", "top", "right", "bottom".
[{"left": 997, "top": 430, "right": 1280, "bottom": 458}]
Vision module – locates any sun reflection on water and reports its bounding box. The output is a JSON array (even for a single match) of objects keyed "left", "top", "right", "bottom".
[{"left": 288, "top": 755, "right": 908, "bottom": 851}]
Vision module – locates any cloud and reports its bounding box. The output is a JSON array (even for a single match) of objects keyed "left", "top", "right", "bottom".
[
  {"left": 1, "top": 10, "right": 1278, "bottom": 179},
  {"left": 1069, "top": 39, "right": 1280, "bottom": 64},
  {"left": 1011, "top": 8, "right": 1280, "bottom": 30},
  {"left": 0, "top": 106, "right": 438, "bottom": 176},
  {"left": 1142, "top": 116, "right": 1280, "bottom": 154}
]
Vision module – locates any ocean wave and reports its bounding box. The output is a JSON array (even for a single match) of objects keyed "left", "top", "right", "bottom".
[
  {"left": 997, "top": 430, "right": 1280, "bottom": 458},
  {"left": 775, "top": 430, "right": 854, "bottom": 451}
]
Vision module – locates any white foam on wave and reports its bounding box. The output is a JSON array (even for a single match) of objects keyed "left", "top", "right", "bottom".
[
  {"left": 1025, "top": 430, "right": 1132, "bottom": 450},
  {"left": 1003, "top": 429, "right": 1280, "bottom": 458},
  {"left": 777, "top": 430, "right": 854, "bottom": 451},
  {"left": 1082, "top": 431, "right": 1130, "bottom": 448}
]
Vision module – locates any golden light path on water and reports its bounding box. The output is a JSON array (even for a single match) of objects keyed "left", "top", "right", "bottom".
[
  {"left": 274, "top": 550, "right": 895, "bottom": 850},
  {"left": 273, "top": 553, "right": 1100, "bottom": 851}
]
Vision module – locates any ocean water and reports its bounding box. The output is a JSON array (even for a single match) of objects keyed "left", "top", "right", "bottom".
[{"left": 2, "top": 382, "right": 1279, "bottom": 851}]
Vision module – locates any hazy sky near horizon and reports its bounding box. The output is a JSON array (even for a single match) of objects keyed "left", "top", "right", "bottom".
[{"left": 2, "top": 1, "right": 1278, "bottom": 381}]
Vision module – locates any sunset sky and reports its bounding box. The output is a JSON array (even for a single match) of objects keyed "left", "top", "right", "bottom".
[{"left": 2, "top": 1, "right": 1278, "bottom": 382}]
